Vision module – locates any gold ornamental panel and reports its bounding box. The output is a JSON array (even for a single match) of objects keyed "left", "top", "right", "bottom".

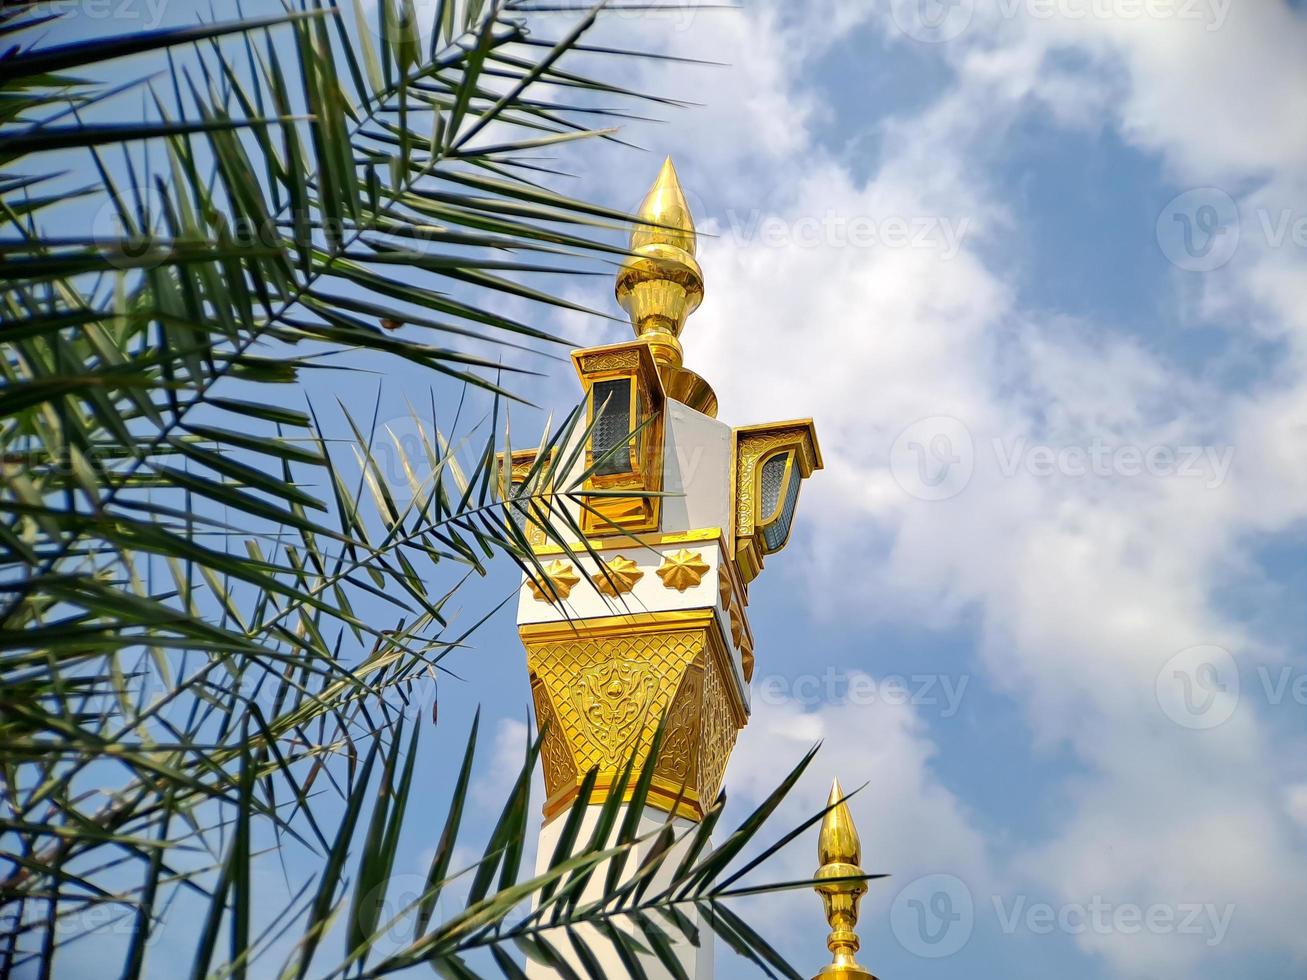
[
  {"left": 521, "top": 610, "right": 747, "bottom": 821},
  {"left": 532, "top": 679, "right": 577, "bottom": 802}
]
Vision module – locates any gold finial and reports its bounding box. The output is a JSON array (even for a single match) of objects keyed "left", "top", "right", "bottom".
[
  {"left": 615, "top": 157, "right": 705, "bottom": 380},
  {"left": 631, "top": 156, "right": 697, "bottom": 257},
  {"left": 813, "top": 780, "right": 877, "bottom": 980}
]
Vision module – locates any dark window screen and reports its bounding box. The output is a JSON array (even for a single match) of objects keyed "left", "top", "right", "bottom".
[
  {"left": 763, "top": 468, "right": 800, "bottom": 551},
  {"left": 508, "top": 479, "right": 529, "bottom": 534},
  {"left": 759, "top": 453, "right": 788, "bottom": 520},
  {"left": 592, "top": 378, "right": 633, "bottom": 475}
]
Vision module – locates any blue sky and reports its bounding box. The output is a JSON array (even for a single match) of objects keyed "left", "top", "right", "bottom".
[{"left": 31, "top": 0, "right": 1307, "bottom": 977}]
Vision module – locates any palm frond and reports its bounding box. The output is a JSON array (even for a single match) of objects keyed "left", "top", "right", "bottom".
[{"left": 0, "top": 1, "right": 846, "bottom": 976}]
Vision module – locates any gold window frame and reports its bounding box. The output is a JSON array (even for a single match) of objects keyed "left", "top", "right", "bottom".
[
  {"left": 731, "top": 419, "right": 822, "bottom": 583},
  {"left": 571, "top": 341, "right": 666, "bottom": 536},
  {"left": 496, "top": 447, "right": 557, "bottom": 548},
  {"left": 585, "top": 373, "right": 644, "bottom": 482},
  {"left": 754, "top": 448, "right": 797, "bottom": 528}
]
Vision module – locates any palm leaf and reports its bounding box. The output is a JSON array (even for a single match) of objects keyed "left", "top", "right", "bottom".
[{"left": 0, "top": 1, "right": 854, "bottom": 976}]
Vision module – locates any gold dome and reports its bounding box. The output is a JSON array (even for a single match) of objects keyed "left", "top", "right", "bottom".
[{"left": 615, "top": 157, "right": 716, "bottom": 417}]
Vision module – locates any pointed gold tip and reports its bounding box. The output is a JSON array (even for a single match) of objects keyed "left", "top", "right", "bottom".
[
  {"left": 630, "top": 155, "right": 696, "bottom": 256},
  {"left": 818, "top": 778, "right": 862, "bottom": 868},
  {"left": 615, "top": 155, "right": 706, "bottom": 383},
  {"left": 813, "top": 777, "right": 876, "bottom": 979}
]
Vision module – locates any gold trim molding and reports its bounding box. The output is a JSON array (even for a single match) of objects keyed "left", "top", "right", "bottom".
[
  {"left": 719, "top": 566, "right": 755, "bottom": 682},
  {"left": 530, "top": 525, "right": 722, "bottom": 558}
]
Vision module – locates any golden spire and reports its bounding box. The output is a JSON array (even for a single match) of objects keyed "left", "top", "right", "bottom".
[
  {"left": 630, "top": 156, "right": 697, "bottom": 258},
  {"left": 615, "top": 157, "right": 717, "bottom": 416},
  {"left": 813, "top": 780, "right": 877, "bottom": 980}
]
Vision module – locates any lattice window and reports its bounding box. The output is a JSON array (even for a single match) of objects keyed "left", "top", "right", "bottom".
[{"left": 591, "top": 377, "right": 633, "bottom": 475}]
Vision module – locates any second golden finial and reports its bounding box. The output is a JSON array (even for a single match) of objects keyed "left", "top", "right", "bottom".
[
  {"left": 614, "top": 156, "right": 704, "bottom": 372},
  {"left": 813, "top": 779, "right": 878, "bottom": 980}
]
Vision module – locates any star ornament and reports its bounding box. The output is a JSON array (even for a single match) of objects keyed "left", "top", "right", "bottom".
[
  {"left": 527, "top": 560, "right": 581, "bottom": 603},
  {"left": 655, "top": 549, "right": 710, "bottom": 592},
  {"left": 594, "top": 555, "right": 644, "bottom": 597}
]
